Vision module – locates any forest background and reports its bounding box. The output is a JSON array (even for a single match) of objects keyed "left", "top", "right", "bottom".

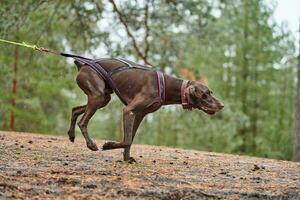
[{"left": 0, "top": 0, "right": 299, "bottom": 160}]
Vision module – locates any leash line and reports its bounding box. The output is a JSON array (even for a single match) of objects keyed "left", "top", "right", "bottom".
[
  {"left": 0, "top": 38, "right": 63, "bottom": 56},
  {"left": 0, "top": 39, "right": 39, "bottom": 50},
  {"left": 0, "top": 38, "right": 94, "bottom": 60}
]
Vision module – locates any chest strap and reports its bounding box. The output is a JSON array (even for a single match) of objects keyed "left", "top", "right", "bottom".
[{"left": 156, "top": 71, "right": 165, "bottom": 103}]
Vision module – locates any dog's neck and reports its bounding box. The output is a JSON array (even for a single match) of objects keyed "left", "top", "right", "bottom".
[{"left": 164, "top": 75, "right": 184, "bottom": 105}]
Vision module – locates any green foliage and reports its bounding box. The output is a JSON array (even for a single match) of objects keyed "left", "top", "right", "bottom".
[{"left": 0, "top": 0, "right": 296, "bottom": 160}]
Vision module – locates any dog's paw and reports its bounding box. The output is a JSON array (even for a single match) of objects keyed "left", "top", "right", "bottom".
[
  {"left": 87, "top": 141, "right": 98, "bottom": 151},
  {"left": 117, "top": 157, "right": 137, "bottom": 164},
  {"left": 127, "top": 157, "right": 137, "bottom": 164},
  {"left": 69, "top": 136, "right": 75, "bottom": 143},
  {"left": 102, "top": 141, "right": 116, "bottom": 151},
  {"left": 67, "top": 131, "right": 75, "bottom": 143}
]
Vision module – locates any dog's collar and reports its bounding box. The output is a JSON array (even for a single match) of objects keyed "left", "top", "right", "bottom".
[{"left": 181, "top": 80, "right": 193, "bottom": 110}]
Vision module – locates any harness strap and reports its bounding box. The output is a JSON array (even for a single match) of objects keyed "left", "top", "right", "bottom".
[
  {"left": 108, "top": 65, "right": 130, "bottom": 76},
  {"left": 93, "top": 58, "right": 109, "bottom": 62},
  {"left": 108, "top": 64, "right": 156, "bottom": 77},
  {"left": 114, "top": 58, "right": 132, "bottom": 67},
  {"left": 156, "top": 71, "right": 165, "bottom": 103}
]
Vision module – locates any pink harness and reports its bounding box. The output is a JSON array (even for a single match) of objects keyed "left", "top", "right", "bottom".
[{"left": 73, "top": 56, "right": 165, "bottom": 105}]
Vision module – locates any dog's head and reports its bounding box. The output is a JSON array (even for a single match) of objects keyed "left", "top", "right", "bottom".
[{"left": 186, "top": 81, "right": 224, "bottom": 115}]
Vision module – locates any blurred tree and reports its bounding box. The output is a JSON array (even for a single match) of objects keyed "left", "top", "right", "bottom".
[
  {"left": 294, "top": 21, "right": 300, "bottom": 162},
  {"left": 166, "top": 0, "right": 296, "bottom": 158},
  {"left": 0, "top": 0, "right": 106, "bottom": 133},
  {"left": 0, "top": 0, "right": 296, "bottom": 160}
]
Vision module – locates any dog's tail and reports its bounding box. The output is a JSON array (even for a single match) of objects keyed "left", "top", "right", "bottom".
[{"left": 74, "top": 60, "right": 84, "bottom": 71}]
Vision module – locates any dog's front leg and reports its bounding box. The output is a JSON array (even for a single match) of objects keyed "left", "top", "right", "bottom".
[
  {"left": 102, "top": 106, "right": 137, "bottom": 160},
  {"left": 123, "top": 114, "right": 145, "bottom": 161},
  {"left": 102, "top": 97, "right": 160, "bottom": 162},
  {"left": 122, "top": 107, "right": 136, "bottom": 161}
]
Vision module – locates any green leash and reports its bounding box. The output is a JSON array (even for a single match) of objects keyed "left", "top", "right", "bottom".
[
  {"left": 0, "top": 38, "right": 94, "bottom": 61},
  {"left": 0, "top": 39, "right": 39, "bottom": 50},
  {"left": 0, "top": 38, "right": 61, "bottom": 55}
]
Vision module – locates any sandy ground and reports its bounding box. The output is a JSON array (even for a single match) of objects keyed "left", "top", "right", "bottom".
[{"left": 0, "top": 131, "right": 299, "bottom": 200}]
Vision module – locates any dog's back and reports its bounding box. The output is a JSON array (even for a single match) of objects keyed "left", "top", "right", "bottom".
[{"left": 76, "top": 58, "right": 160, "bottom": 105}]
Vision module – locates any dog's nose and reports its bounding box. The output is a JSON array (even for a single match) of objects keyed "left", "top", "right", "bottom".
[{"left": 219, "top": 102, "right": 224, "bottom": 109}]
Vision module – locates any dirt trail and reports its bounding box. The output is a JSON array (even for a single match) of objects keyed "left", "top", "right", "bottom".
[{"left": 0, "top": 131, "right": 299, "bottom": 199}]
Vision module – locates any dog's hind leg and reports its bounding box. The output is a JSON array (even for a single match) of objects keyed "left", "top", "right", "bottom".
[
  {"left": 76, "top": 66, "right": 111, "bottom": 151},
  {"left": 67, "top": 105, "right": 86, "bottom": 142},
  {"left": 78, "top": 94, "right": 110, "bottom": 151}
]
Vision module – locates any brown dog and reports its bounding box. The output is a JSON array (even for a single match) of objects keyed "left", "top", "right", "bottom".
[{"left": 67, "top": 58, "right": 224, "bottom": 162}]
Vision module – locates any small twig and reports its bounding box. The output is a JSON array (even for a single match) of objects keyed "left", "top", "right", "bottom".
[
  {"left": 144, "top": 1, "right": 150, "bottom": 59},
  {"left": 109, "top": 0, "right": 152, "bottom": 66},
  {"left": 93, "top": 0, "right": 102, "bottom": 14}
]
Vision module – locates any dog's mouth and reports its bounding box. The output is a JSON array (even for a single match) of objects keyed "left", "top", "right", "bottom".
[{"left": 199, "top": 105, "right": 220, "bottom": 115}]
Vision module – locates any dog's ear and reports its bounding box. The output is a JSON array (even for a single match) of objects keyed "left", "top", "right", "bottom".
[
  {"left": 187, "top": 84, "right": 198, "bottom": 105},
  {"left": 188, "top": 84, "right": 196, "bottom": 96}
]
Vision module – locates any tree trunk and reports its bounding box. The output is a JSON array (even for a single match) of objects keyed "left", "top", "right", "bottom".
[
  {"left": 10, "top": 46, "right": 18, "bottom": 130},
  {"left": 239, "top": 1, "right": 249, "bottom": 152},
  {"left": 293, "top": 21, "right": 300, "bottom": 161},
  {"left": 251, "top": 3, "right": 260, "bottom": 153}
]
